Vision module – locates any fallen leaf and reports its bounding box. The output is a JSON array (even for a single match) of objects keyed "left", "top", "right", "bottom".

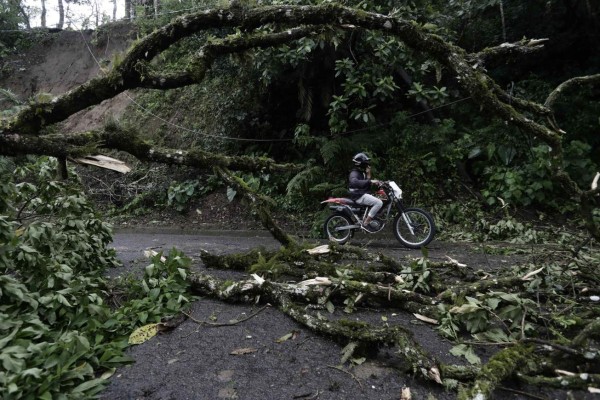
[
  {"left": 230, "top": 347, "right": 258, "bottom": 355},
  {"left": 351, "top": 356, "right": 366, "bottom": 365},
  {"left": 591, "top": 172, "right": 599, "bottom": 190},
  {"left": 143, "top": 249, "right": 166, "bottom": 263},
  {"left": 555, "top": 369, "right": 576, "bottom": 376},
  {"left": 298, "top": 277, "right": 332, "bottom": 287},
  {"left": 100, "top": 368, "right": 116, "bottom": 380},
  {"left": 306, "top": 245, "right": 330, "bottom": 255},
  {"left": 400, "top": 386, "right": 412, "bottom": 400},
  {"left": 428, "top": 366, "right": 442, "bottom": 384},
  {"left": 276, "top": 332, "right": 294, "bottom": 343},
  {"left": 445, "top": 255, "right": 466, "bottom": 267},
  {"left": 128, "top": 323, "right": 159, "bottom": 345},
  {"left": 521, "top": 266, "right": 544, "bottom": 281},
  {"left": 251, "top": 274, "right": 265, "bottom": 285},
  {"left": 72, "top": 154, "right": 131, "bottom": 173},
  {"left": 413, "top": 313, "right": 438, "bottom": 325}
]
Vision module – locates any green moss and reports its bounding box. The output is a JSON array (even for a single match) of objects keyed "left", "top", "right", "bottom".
[
  {"left": 457, "top": 344, "right": 534, "bottom": 400},
  {"left": 337, "top": 319, "right": 370, "bottom": 330}
]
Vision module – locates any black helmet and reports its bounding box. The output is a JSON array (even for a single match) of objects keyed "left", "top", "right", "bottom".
[{"left": 352, "top": 152, "right": 371, "bottom": 167}]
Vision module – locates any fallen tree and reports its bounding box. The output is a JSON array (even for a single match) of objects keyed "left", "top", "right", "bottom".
[
  {"left": 0, "top": 3, "right": 597, "bottom": 239},
  {"left": 190, "top": 242, "right": 600, "bottom": 398},
  {"left": 1, "top": 3, "right": 599, "bottom": 399}
]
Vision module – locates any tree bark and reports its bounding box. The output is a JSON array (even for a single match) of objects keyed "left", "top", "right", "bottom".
[
  {"left": 57, "top": 0, "right": 64, "bottom": 29},
  {"left": 189, "top": 272, "right": 443, "bottom": 383},
  {"left": 41, "top": 0, "right": 47, "bottom": 27},
  {"left": 0, "top": 127, "right": 303, "bottom": 174},
  {"left": 457, "top": 345, "right": 535, "bottom": 400},
  {"left": 214, "top": 167, "right": 297, "bottom": 248},
  {"left": 124, "top": 0, "right": 131, "bottom": 20}
]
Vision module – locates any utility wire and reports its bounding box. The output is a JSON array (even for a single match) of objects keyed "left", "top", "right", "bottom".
[{"left": 62, "top": 12, "right": 472, "bottom": 143}]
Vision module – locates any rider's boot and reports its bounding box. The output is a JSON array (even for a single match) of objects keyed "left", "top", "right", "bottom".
[{"left": 362, "top": 216, "right": 375, "bottom": 232}]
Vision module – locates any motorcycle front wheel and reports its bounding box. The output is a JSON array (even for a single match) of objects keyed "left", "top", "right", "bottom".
[
  {"left": 324, "top": 213, "right": 354, "bottom": 245},
  {"left": 393, "top": 208, "right": 435, "bottom": 249}
]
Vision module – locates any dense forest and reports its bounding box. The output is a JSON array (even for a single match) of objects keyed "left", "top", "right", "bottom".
[{"left": 1, "top": 0, "right": 599, "bottom": 399}]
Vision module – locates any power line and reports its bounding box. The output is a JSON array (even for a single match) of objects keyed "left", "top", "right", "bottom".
[
  {"left": 63, "top": 12, "right": 473, "bottom": 143},
  {"left": 70, "top": 15, "right": 292, "bottom": 143}
]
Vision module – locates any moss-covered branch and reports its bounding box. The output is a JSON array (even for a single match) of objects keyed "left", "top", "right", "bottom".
[
  {"left": 468, "top": 38, "right": 548, "bottom": 68},
  {"left": 214, "top": 166, "right": 296, "bottom": 247},
  {"left": 572, "top": 318, "right": 600, "bottom": 347},
  {"left": 189, "top": 271, "right": 442, "bottom": 382},
  {"left": 457, "top": 344, "right": 536, "bottom": 400},
  {"left": 490, "top": 81, "right": 552, "bottom": 117},
  {"left": 135, "top": 26, "right": 320, "bottom": 90},
  {"left": 545, "top": 73, "right": 600, "bottom": 109},
  {"left": 192, "top": 239, "right": 600, "bottom": 399},
  {"left": 0, "top": 127, "right": 302, "bottom": 174},
  {"left": 518, "top": 373, "right": 600, "bottom": 390}
]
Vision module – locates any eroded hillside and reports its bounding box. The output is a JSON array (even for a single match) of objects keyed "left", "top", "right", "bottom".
[{"left": 1, "top": 23, "right": 136, "bottom": 132}]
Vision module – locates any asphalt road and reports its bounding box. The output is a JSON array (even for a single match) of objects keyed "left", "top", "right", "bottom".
[{"left": 101, "top": 230, "right": 550, "bottom": 400}]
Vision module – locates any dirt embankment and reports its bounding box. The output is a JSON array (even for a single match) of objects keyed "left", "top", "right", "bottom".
[{"left": 0, "top": 23, "right": 136, "bottom": 131}]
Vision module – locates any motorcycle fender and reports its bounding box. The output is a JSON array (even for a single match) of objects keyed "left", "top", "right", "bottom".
[{"left": 329, "top": 205, "right": 354, "bottom": 220}]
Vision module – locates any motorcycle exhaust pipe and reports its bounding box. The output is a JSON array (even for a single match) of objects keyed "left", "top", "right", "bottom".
[{"left": 335, "top": 225, "right": 361, "bottom": 231}]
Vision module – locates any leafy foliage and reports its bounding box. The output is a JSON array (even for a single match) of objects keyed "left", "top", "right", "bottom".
[
  {"left": 0, "top": 156, "right": 193, "bottom": 398},
  {"left": 168, "top": 179, "right": 199, "bottom": 212}
]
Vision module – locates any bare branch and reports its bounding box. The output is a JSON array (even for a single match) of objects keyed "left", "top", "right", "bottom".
[
  {"left": 468, "top": 38, "right": 548, "bottom": 68},
  {"left": 545, "top": 73, "right": 600, "bottom": 109}
]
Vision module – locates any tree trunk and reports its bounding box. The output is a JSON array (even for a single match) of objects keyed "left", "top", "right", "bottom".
[
  {"left": 124, "top": 0, "right": 131, "bottom": 20},
  {"left": 112, "top": 0, "right": 117, "bottom": 21},
  {"left": 153, "top": 0, "right": 159, "bottom": 18},
  {"left": 499, "top": 0, "right": 506, "bottom": 42},
  {"left": 41, "top": 0, "right": 46, "bottom": 27},
  {"left": 57, "top": 0, "right": 64, "bottom": 29}
]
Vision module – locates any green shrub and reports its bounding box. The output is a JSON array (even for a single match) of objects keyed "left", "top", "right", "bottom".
[{"left": 0, "top": 156, "right": 193, "bottom": 398}]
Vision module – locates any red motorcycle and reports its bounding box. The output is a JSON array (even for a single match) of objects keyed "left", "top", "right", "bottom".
[{"left": 321, "top": 181, "right": 435, "bottom": 248}]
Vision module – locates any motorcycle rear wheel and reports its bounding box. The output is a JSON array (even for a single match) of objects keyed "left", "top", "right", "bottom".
[
  {"left": 324, "top": 213, "right": 354, "bottom": 245},
  {"left": 393, "top": 208, "right": 435, "bottom": 249}
]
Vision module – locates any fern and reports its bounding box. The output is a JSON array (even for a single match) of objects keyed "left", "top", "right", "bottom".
[
  {"left": 308, "top": 182, "right": 342, "bottom": 194},
  {"left": 248, "top": 253, "right": 285, "bottom": 277},
  {"left": 0, "top": 88, "right": 22, "bottom": 105},
  {"left": 0, "top": 89, "right": 25, "bottom": 118},
  {"left": 320, "top": 139, "right": 345, "bottom": 165},
  {"left": 286, "top": 166, "right": 324, "bottom": 196}
]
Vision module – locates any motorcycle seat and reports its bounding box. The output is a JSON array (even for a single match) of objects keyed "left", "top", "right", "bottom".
[{"left": 339, "top": 198, "right": 360, "bottom": 206}]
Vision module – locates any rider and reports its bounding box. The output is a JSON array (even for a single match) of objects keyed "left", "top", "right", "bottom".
[{"left": 348, "top": 152, "right": 383, "bottom": 230}]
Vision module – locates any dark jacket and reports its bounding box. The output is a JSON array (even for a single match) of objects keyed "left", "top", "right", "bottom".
[{"left": 348, "top": 168, "right": 371, "bottom": 200}]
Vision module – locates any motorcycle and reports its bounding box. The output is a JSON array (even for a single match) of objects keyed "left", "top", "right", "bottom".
[{"left": 321, "top": 181, "right": 436, "bottom": 248}]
